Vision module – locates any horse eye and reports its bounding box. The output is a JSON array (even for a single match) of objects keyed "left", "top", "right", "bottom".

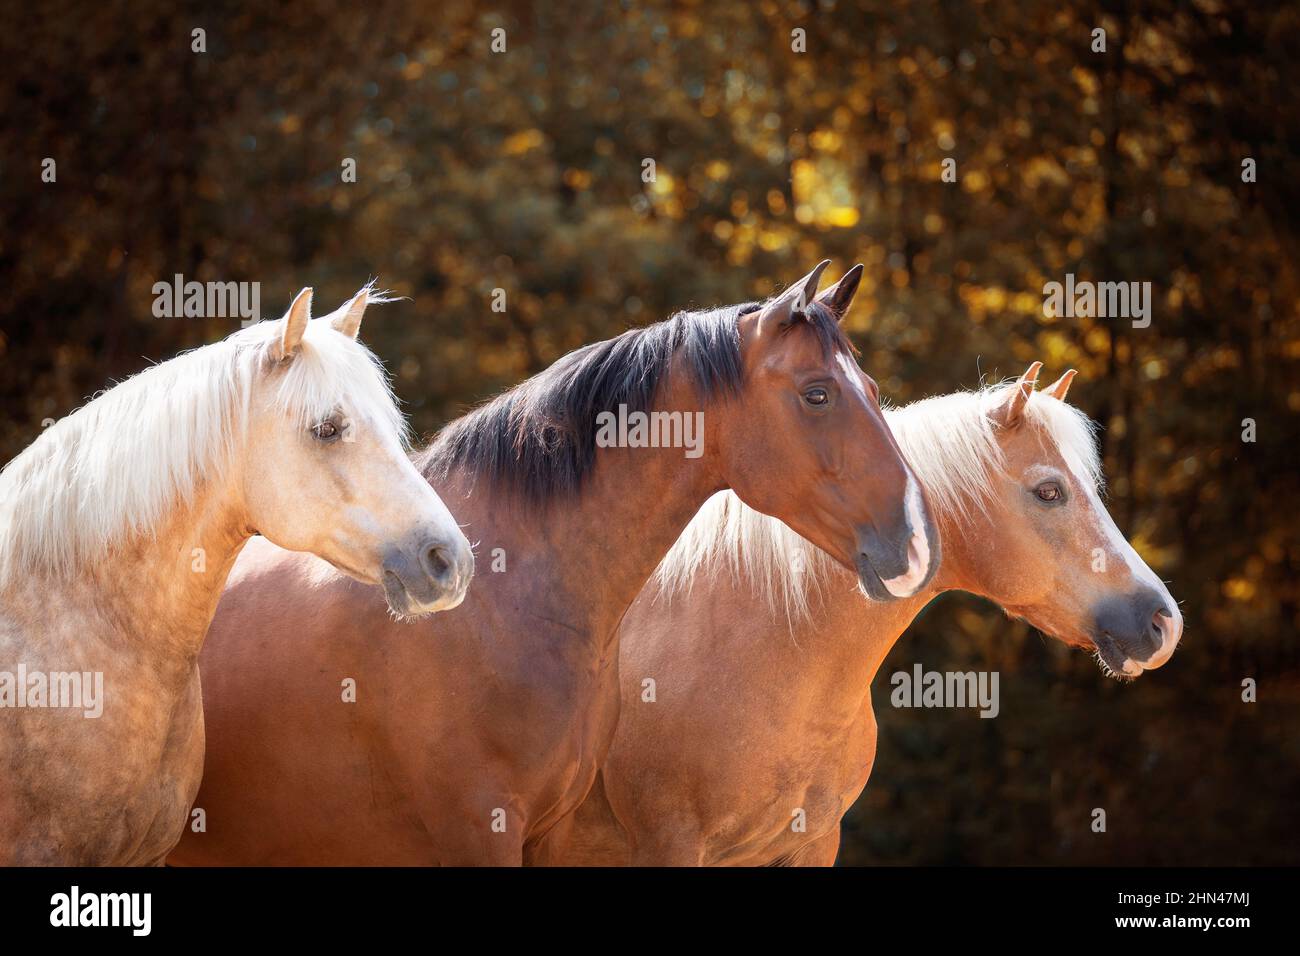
[
  {"left": 803, "top": 387, "right": 829, "bottom": 407},
  {"left": 311, "top": 420, "right": 340, "bottom": 442},
  {"left": 1035, "top": 482, "right": 1062, "bottom": 502}
]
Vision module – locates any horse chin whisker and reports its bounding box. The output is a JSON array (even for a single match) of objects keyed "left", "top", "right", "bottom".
[
  {"left": 1090, "top": 646, "right": 1138, "bottom": 683},
  {"left": 386, "top": 604, "right": 432, "bottom": 624}
]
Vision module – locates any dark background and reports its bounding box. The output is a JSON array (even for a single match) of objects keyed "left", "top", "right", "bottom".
[{"left": 1, "top": 1, "right": 1296, "bottom": 864}]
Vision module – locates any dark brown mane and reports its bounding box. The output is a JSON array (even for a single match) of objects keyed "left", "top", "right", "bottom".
[{"left": 419, "top": 298, "right": 852, "bottom": 505}]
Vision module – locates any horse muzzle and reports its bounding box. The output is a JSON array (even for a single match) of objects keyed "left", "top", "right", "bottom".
[
  {"left": 854, "top": 501, "right": 940, "bottom": 602},
  {"left": 1090, "top": 591, "right": 1183, "bottom": 677},
  {"left": 381, "top": 535, "right": 474, "bottom": 616}
]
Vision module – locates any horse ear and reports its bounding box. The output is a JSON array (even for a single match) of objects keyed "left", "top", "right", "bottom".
[
  {"left": 274, "top": 288, "right": 312, "bottom": 360},
  {"left": 332, "top": 288, "right": 368, "bottom": 340},
  {"left": 990, "top": 361, "right": 1043, "bottom": 429},
  {"left": 816, "top": 263, "right": 864, "bottom": 322},
  {"left": 757, "top": 260, "right": 831, "bottom": 333},
  {"left": 1043, "top": 368, "right": 1078, "bottom": 403}
]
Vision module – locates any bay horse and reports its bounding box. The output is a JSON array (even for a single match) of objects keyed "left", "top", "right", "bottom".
[
  {"left": 0, "top": 286, "right": 473, "bottom": 865},
  {"left": 551, "top": 363, "right": 1184, "bottom": 865},
  {"left": 169, "top": 261, "right": 940, "bottom": 866}
]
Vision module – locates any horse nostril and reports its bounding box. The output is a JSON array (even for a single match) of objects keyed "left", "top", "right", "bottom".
[
  {"left": 422, "top": 545, "right": 454, "bottom": 584},
  {"left": 1148, "top": 603, "right": 1185, "bottom": 655},
  {"left": 1151, "top": 607, "right": 1175, "bottom": 642}
]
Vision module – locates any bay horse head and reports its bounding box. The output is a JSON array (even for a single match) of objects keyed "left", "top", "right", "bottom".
[
  {"left": 954, "top": 362, "right": 1183, "bottom": 676},
  {"left": 235, "top": 285, "right": 474, "bottom": 615},
  {"left": 716, "top": 261, "right": 939, "bottom": 601}
]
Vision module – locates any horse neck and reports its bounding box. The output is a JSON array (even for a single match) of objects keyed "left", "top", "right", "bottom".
[
  {"left": 48, "top": 471, "right": 250, "bottom": 672},
  {"left": 772, "top": 567, "right": 937, "bottom": 715},
  {"left": 570, "top": 446, "right": 721, "bottom": 635},
  {"left": 775, "top": 492, "right": 981, "bottom": 714},
  {"left": 454, "top": 372, "right": 723, "bottom": 648},
  {"left": 926, "top": 500, "right": 993, "bottom": 596}
]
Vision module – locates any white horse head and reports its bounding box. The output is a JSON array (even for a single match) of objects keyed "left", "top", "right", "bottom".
[{"left": 0, "top": 283, "right": 473, "bottom": 615}]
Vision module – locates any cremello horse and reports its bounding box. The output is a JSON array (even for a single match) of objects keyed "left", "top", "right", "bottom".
[
  {"left": 0, "top": 286, "right": 473, "bottom": 865},
  {"left": 553, "top": 363, "right": 1184, "bottom": 865},
  {"left": 170, "top": 262, "right": 939, "bottom": 866}
]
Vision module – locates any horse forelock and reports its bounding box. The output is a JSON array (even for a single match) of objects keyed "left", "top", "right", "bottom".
[
  {"left": 255, "top": 309, "right": 408, "bottom": 445},
  {"left": 796, "top": 299, "right": 858, "bottom": 359}
]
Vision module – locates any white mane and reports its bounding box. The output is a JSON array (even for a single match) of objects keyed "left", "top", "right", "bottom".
[
  {"left": 0, "top": 289, "right": 406, "bottom": 584},
  {"left": 653, "top": 382, "right": 1103, "bottom": 623}
]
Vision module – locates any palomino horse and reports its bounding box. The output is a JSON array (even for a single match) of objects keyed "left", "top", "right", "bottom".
[
  {"left": 169, "top": 261, "right": 940, "bottom": 866},
  {"left": 0, "top": 286, "right": 473, "bottom": 865},
  {"left": 551, "top": 363, "right": 1184, "bottom": 865}
]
